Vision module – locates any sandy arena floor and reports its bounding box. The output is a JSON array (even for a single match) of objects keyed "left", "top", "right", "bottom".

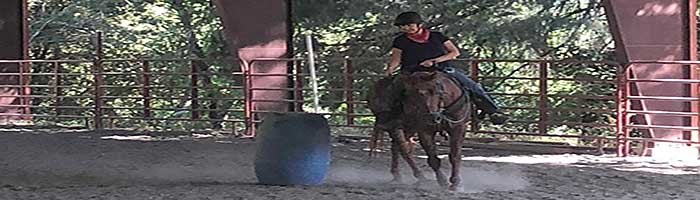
[{"left": 0, "top": 129, "right": 699, "bottom": 200}]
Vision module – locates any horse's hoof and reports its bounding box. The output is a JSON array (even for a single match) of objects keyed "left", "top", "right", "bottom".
[
  {"left": 411, "top": 180, "right": 426, "bottom": 189},
  {"left": 388, "top": 178, "right": 403, "bottom": 185},
  {"left": 448, "top": 184, "right": 463, "bottom": 192},
  {"left": 437, "top": 178, "right": 449, "bottom": 187},
  {"left": 414, "top": 175, "right": 428, "bottom": 182},
  {"left": 387, "top": 181, "right": 402, "bottom": 185}
]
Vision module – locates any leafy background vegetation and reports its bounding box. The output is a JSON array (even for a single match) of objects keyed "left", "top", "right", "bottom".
[{"left": 26, "top": 0, "right": 619, "bottom": 144}]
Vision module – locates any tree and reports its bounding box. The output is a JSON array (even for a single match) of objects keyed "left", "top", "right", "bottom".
[{"left": 26, "top": 0, "right": 617, "bottom": 139}]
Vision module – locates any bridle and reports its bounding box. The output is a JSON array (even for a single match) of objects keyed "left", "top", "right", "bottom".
[{"left": 427, "top": 79, "right": 468, "bottom": 125}]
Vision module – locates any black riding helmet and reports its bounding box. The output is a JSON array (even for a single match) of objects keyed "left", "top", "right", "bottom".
[{"left": 393, "top": 11, "right": 423, "bottom": 26}]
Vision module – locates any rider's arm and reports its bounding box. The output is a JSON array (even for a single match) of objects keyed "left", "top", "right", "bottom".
[
  {"left": 385, "top": 48, "right": 402, "bottom": 76},
  {"left": 435, "top": 40, "right": 461, "bottom": 63},
  {"left": 420, "top": 40, "right": 461, "bottom": 67}
]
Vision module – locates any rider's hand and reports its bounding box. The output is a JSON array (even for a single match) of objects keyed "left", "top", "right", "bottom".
[{"left": 420, "top": 60, "right": 436, "bottom": 67}]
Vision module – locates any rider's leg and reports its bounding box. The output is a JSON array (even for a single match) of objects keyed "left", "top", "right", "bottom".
[
  {"left": 443, "top": 67, "right": 499, "bottom": 112},
  {"left": 442, "top": 67, "right": 508, "bottom": 124}
]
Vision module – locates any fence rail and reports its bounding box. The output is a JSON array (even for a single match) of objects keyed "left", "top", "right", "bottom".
[
  {"left": 616, "top": 61, "right": 700, "bottom": 156},
  {"left": 0, "top": 56, "right": 699, "bottom": 156}
]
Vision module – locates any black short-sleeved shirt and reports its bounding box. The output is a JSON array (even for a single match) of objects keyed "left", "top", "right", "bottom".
[{"left": 392, "top": 31, "right": 452, "bottom": 73}]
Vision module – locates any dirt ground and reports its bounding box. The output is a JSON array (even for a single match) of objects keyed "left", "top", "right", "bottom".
[{"left": 1, "top": 129, "right": 699, "bottom": 200}]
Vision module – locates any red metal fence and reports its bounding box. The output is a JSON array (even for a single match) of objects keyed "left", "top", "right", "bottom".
[
  {"left": 246, "top": 58, "right": 622, "bottom": 149},
  {"left": 616, "top": 61, "right": 700, "bottom": 156},
  {"left": 0, "top": 58, "right": 246, "bottom": 132},
  {"left": 1, "top": 55, "right": 700, "bottom": 156}
]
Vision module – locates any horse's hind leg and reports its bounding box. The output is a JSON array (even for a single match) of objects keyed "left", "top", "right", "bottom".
[
  {"left": 391, "top": 129, "right": 426, "bottom": 182},
  {"left": 389, "top": 135, "right": 402, "bottom": 183},
  {"left": 368, "top": 124, "right": 385, "bottom": 158},
  {"left": 417, "top": 132, "right": 448, "bottom": 187}
]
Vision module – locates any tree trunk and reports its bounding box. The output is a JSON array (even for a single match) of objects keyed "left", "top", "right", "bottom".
[{"left": 172, "top": 0, "right": 222, "bottom": 129}]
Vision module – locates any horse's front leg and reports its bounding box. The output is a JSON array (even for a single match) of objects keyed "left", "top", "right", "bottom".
[
  {"left": 447, "top": 125, "right": 467, "bottom": 191},
  {"left": 417, "top": 131, "right": 447, "bottom": 187},
  {"left": 392, "top": 129, "right": 426, "bottom": 182}
]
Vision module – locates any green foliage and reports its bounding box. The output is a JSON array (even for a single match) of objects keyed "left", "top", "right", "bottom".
[
  {"left": 26, "top": 0, "right": 618, "bottom": 141},
  {"left": 27, "top": 0, "right": 238, "bottom": 130},
  {"left": 292, "top": 0, "right": 617, "bottom": 142}
]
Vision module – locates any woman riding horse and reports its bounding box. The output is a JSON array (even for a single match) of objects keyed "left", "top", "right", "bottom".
[
  {"left": 384, "top": 11, "right": 508, "bottom": 124},
  {"left": 378, "top": 11, "right": 509, "bottom": 191}
]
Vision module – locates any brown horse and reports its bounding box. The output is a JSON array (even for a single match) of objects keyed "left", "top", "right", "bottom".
[
  {"left": 399, "top": 71, "right": 470, "bottom": 191},
  {"left": 366, "top": 76, "right": 424, "bottom": 183}
]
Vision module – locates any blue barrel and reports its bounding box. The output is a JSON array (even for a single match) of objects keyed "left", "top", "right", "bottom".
[{"left": 254, "top": 113, "right": 331, "bottom": 185}]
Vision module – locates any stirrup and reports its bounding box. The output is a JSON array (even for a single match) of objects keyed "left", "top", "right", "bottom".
[
  {"left": 476, "top": 110, "right": 487, "bottom": 120},
  {"left": 443, "top": 67, "right": 455, "bottom": 73}
]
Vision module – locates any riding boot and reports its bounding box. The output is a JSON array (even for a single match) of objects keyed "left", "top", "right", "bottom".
[
  {"left": 441, "top": 66, "right": 508, "bottom": 125},
  {"left": 469, "top": 86, "right": 508, "bottom": 125}
]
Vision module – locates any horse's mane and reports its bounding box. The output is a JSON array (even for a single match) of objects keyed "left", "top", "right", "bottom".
[
  {"left": 401, "top": 71, "right": 452, "bottom": 89},
  {"left": 400, "top": 71, "right": 466, "bottom": 118}
]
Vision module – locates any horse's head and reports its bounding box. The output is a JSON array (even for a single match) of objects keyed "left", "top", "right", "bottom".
[{"left": 400, "top": 71, "right": 445, "bottom": 116}]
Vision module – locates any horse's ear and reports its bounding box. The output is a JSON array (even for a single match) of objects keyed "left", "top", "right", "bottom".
[
  {"left": 419, "top": 71, "right": 437, "bottom": 81},
  {"left": 428, "top": 71, "right": 438, "bottom": 79}
]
